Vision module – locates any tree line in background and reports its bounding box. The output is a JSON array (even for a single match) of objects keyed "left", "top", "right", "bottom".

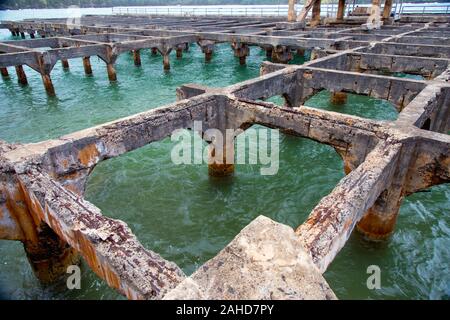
[{"left": 0, "top": 0, "right": 445, "bottom": 10}]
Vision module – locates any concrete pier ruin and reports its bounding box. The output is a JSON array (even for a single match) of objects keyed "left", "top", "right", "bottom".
[{"left": 0, "top": 1, "right": 449, "bottom": 300}]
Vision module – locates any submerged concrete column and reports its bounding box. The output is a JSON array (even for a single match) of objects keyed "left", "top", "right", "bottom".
[
  {"left": 203, "top": 47, "right": 214, "bottom": 62},
  {"left": 5, "top": 183, "right": 80, "bottom": 283},
  {"left": 157, "top": 47, "right": 172, "bottom": 71},
  {"left": 41, "top": 74, "right": 55, "bottom": 96},
  {"left": 133, "top": 49, "right": 141, "bottom": 66},
  {"left": 20, "top": 31, "right": 25, "bottom": 39},
  {"left": 163, "top": 54, "right": 171, "bottom": 71},
  {"left": 30, "top": 32, "right": 35, "bottom": 39},
  {"left": 82, "top": 56, "right": 92, "bottom": 75},
  {"left": 15, "top": 65, "right": 28, "bottom": 85},
  {"left": 106, "top": 63, "right": 117, "bottom": 82},
  {"left": 311, "top": 0, "right": 321, "bottom": 27},
  {"left": 296, "top": 48, "right": 305, "bottom": 57},
  {"left": 208, "top": 142, "right": 235, "bottom": 177},
  {"left": 61, "top": 58, "right": 69, "bottom": 69},
  {"left": 337, "top": 0, "right": 346, "bottom": 21},
  {"left": 330, "top": 91, "right": 347, "bottom": 105},
  {"left": 1, "top": 67, "right": 9, "bottom": 77},
  {"left": 175, "top": 45, "right": 183, "bottom": 59},
  {"left": 356, "top": 187, "right": 402, "bottom": 240},
  {"left": 151, "top": 47, "right": 158, "bottom": 55},
  {"left": 183, "top": 42, "right": 190, "bottom": 52},
  {"left": 199, "top": 40, "right": 215, "bottom": 63},
  {"left": 271, "top": 46, "right": 293, "bottom": 64},
  {"left": 24, "top": 222, "right": 80, "bottom": 283},
  {"left": 231, "top": 42, "right": 250, "bottom": 65}
]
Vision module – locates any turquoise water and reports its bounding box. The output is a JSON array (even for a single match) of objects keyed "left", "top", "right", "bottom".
[{"left": 0, "top": 9, "right": 448, "bottom": 300}]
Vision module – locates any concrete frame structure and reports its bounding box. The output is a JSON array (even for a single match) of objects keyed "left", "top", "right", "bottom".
[{"left": 0, "top": 13, "right": 449, "bottom": 299}]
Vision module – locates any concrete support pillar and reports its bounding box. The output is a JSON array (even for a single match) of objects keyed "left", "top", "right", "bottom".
[
  {"left": 337, "top": 0, "right": 346, "bottom": 21},
  {"left": 288, "top": 0, "right": 297, "bottom": 22},
  {"left": 133, "top": 50, "right": 141, "bottom": 66},
  {"left": 163, "top": 54, "right": 171, "bottom": 71},
  {"left": 61, "top": 59, "right": 69, "bottom": 70},
  {"left": 203, "top": 47, "right": 214, "bottom": 62},
  {"left": 6, "top": 185, "right": 80, "bottom": 283},
  {"left": 151, "top": 47, "right": 158, "bottom": 56},
  {"left": 1, "top": 67, "right": 9, "bottom": 78},
  {"left": 20, "top": 31, "right": 25, "bottom": 39},
  {"left": 176, "top": 45, "right": 183, "bottom": 59},
  {"left": 10, "top": 30, "right": 16, "bottom": 36},
  {"left": 271, "top": 46, "right": 293, "bottom": 64},
  {"left": 356, "top": 187, "right": 402, "bottom": 240},
  {"left": 30, "top": 32, "right": 35, "bottom": 39},
  {"left": 23, "top": 222, "right": 80, "bottom": 283},
  {"left": 106, "top": 63, "right": 117, "bottom": 82},
  {"left": 41, "top": 74, "right": 55, "bottom": 96},
  {"left": 232, "top": 42, "right": 250, "bottom": 66},
  {"left": 15, "top": 65, "right": 28, "bottom": 85},
  {"left": 183, "top": 42, "right": 190, "bottom": 52},
  {"left": 311, "top": 0, "right": 321, "bottom": 27},
  {"left": 83, "top": 56, "right": 92, "bottom": 75},
  {"left": 296, "top": 48, "right": 305, "bottom": 57},
  {"left": 382, "top": 0, "right": 393, "bottom": 20},
  {"left": 266, "top": 47, "right": 273, "bottom": 58},
  {"left": 208, "top": 142, "right": 235, "bottom": 177},
  {"left": 199, "top": 41, "right": 215, "bottom": 63},
  {"left": 330, "top": 91, "right": 347, "bottom": 105}
]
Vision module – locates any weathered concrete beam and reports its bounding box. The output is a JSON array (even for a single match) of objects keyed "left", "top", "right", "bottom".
[
  {"left": 309, "top": 52, "right": 449, "bottom": 79},
  {"left": 13, "top": 168, "right": 185, "bottom": 299},
  {"left": 1, "top": 37, "right": 59, "bottom": 48},
  {"left": 45, "top": 45, "right": 108, "bottom": 65},
  {"left": 3, "top": 94, "right": 225, "bottom": 194},
  {"left": 226, "top": 99, "right": 380, "bottom": 158},
  {"left": 196, "top": 32, "right": 337, "bottom": 50},
  {"left": 402, "top": 132, "right": 450, "bottom": 195},
  {"left": 296, "top": 141, "right": 402, "bottom": 272},
  {"left": 0, "top": 52, "right": 39, "bottom": 68},
  {"left": 298, "top": 67, "right": 426, "bottom": 110},
  {"left": 396, "top": 85, "right": 448, "bottom": 129},
  {"left": 176, "top": 83, "right": 214, "bottom": 101},
  {"left": 361, "top": 42, "right": 450, "bottom": 58},
  {"left": 389, "top": 35, "right": 450, "bottom": 46},
  {"left": 228, "top": 66, "right": 299, "bottom": 103}
]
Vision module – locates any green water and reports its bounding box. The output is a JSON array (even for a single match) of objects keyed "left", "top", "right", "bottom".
[{"left": 0, "top": 12, "right": 449, "bottom": 300}]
